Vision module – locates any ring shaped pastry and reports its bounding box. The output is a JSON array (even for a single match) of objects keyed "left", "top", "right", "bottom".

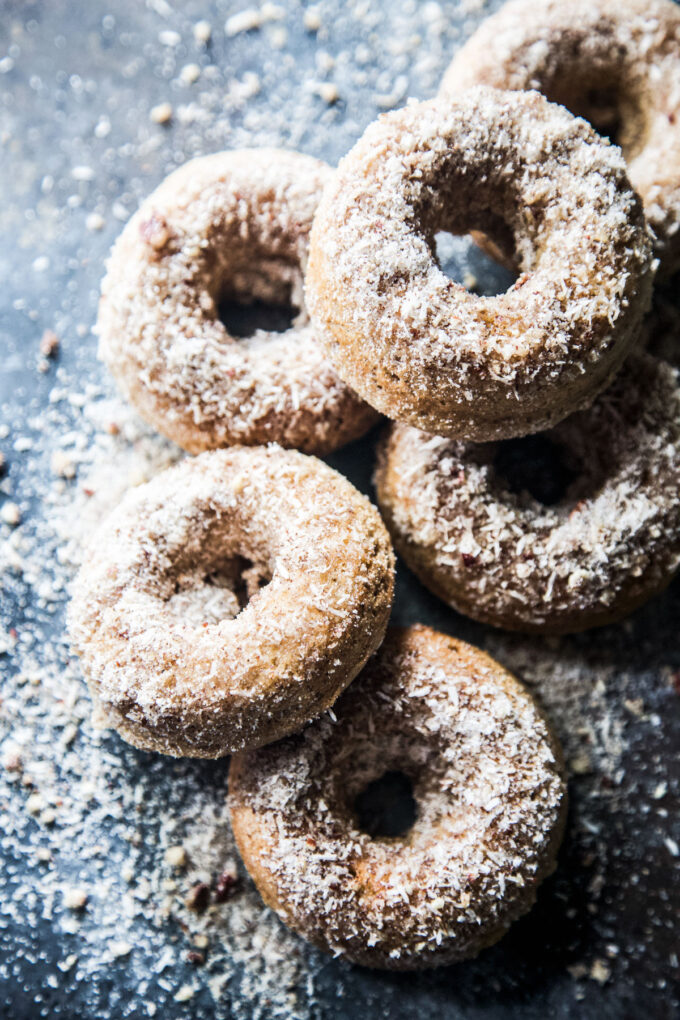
[
  {"left": 229, "top": 625, "right": 567, "bottom": 969},
  {"left": 375, "top": 355, "right": 680, "bottom": 635},
  {"left": 306, "top": 87, "right": 654, "bottom": 442},
  {"left": 441, "top": 0, "right": 680, "bottom": 276},
  {"left": 68, "top": 446, "right": 395, "bottom": 757},
  {"left": 98, "top": 149, "right": 377, "bottom": 455}
]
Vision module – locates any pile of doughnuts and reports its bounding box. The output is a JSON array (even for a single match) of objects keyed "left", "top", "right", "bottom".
[{"left": 69, "top": 0, "right": 680, "bottom": 972}]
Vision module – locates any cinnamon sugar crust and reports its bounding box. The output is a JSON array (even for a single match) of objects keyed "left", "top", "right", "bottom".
[
  {"left": 306, "top": 87, "right": 654, "bottom": 442},
  {"left": 375, "top": 354, "right": 680, "bottom": 634},
  {"left": 68, "top": 446, "right": 395, "bottom": 757},
  {"left": 229, "top": 626, "right": 567, "bottom": 969},
  {"left": 98, "top": 149, "right": 377, "bottom": 456},
  {"left": 441, "top": 0, "right": 680, "bottom": 276}
]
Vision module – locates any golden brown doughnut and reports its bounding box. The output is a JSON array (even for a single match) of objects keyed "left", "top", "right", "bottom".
[
  {"left": 306, "top": 88, "right": 654, "bottom": 442},
  {"left": 441, "top": 0, "right": 680, "bottom": 276},
  {"left": 375, "top": 354, "right": 680, "bottom": 635},
  {"left": 68, "top": 446, "right": 394, "bottom": 757},
  {"left": 98, "top": 149, "right": 377, "bottom": 455},
  {"left": 229, "top": 625, "right": 567, "bottom": 969}
]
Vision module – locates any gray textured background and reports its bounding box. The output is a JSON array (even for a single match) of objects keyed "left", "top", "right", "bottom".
[{"left": 1, "top": 1, "right": 679, "bottom": 1018}]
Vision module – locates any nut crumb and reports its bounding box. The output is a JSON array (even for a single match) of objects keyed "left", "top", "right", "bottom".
[
  {"left": 150, "top": 102, "right": 173, "bottom": 125},
  {"left": 51, "top": 450, "right": 76, "bottom": 480},
  {"left": 139, "top": 213, "right": 170, "bottom": 251},
  {"left": 590, "top": 959, "right": 611, "bottom": 984},
  {"left": 86, "top": 212, "right": 105, "bottom": 232},
  {"left": 215, "top": 865, "right": 238, "bottom": 903},
  {"left": 179, "top": 64, "right": 201, "bottom": 86},
  {"left": 40, "top": 330, "right": 60, "bottom": 358},
  {"left": 25, "top": 793, "right": 44, "bottom": 814},
  {"left": 174, "top": 984, "right": 195, "bottom": 1002},
  {"left": 110, "top": 941, "right": 132, "bottom": 958},
  {"left": 193, "top": 20, "right": 212, "bottom": 44},
  {"left": 303, "top": 7, "right": 322, "bottom": 31},
  {"left": 186, "top": 882, "right": 210, "bottom": 912},
  {"left": 624, "top": 698, "right": 645, "bottom": 717},
  {"left": 63, "top": 887, "right": 89, "bottom": 910},
  {"left": 316, "top": 82, "right": 339, "bottom": 104},
  {"left": 164, "top": 845, "right": 187, "bottom": 868}
]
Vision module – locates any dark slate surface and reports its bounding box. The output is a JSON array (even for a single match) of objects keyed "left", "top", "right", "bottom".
[{"left": 0, "top": 1, "right": 679, "bottom": 1018}]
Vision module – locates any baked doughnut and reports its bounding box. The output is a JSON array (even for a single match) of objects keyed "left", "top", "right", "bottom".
[
  {"left": 375, "top": 354, "right": 680, "bottom": 635},
  {"left": 68, "top": 446, "right": 394, "bottom": 757},
  {"left": 98, "top": 149, "right": 377, "bottom": 455},
  {"left": 306, "top": 88, "right": 654, "bottom": 442},
  {"left": 229, "top": 625, "right": 567, "bottom": 969},
  {"left": 441, "top": 0, "right": 680, "bottom": 276}
]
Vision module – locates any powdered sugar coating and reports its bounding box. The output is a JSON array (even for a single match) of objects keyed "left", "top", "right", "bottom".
[
  {"left": 229, "top": 626, "right": 566, "bottom": 969},
  {"left": 375, "top": 354, "right": 680, "bottom": 634},
  {"left": 441, "top": 0, "right": 680, "bottom": 276},
  {"left": 68, "top": 446, "right": 394, "bottom": 758},
  {"left": 98, "top": 149, "right": 377, "bottom": 455},
  {"left": 306, "top": 87, "right": 654, "bottom": 441}
]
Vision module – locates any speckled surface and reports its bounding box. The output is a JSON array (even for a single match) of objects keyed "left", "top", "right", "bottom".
[{"left": 0, "top": 2, "right": 679, "bottom": 1018}]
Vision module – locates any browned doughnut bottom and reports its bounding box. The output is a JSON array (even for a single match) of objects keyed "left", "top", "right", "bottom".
[
  {"left": 375, "top": 354, "right": 680, "bottom": 634},
  {"left": 229, "top": 626, "right": 567, "bottom": 969},
  {"left": 98, "top": 148, "right": 377, "bottom": 455},
  {"left": 68, "top": 446, "right": 395, "bottom": 757},
  {"left": 306, "top": 88, "right": 654, "bottom": 442},
  {"left": 441, "top": 0, "right": 680, "bottom": 276}
]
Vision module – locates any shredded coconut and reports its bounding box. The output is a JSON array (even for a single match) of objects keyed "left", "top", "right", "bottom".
[
  {"left": 306, "top": 87, "right": 654, "bottom": 440},
  {"left": 375, "top": 354, "right": 680, "bottom": 632},
  {"left": 441, "top": 0, "right": 680, "bottom": 275},
  {"left": 230, "top": 626, "right": 566, "bottom": 968}
]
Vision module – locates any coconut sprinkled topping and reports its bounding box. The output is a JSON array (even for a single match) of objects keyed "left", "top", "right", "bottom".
[
  {"left": 4, "top": 0, "right": 679, "bottom": 1012},
  {"left": 441, "top": 0, "right": 680, "bottom": 275},
  {"left": 306, "top": 87, "right": 654, "bottom": 441},
  {"left": 98, "top": 149, "right": 377, "bottom": 456},
  {"left": 229, "top": 626, "right": 566, "bottom": 969},
  {"left": 68, "top": 445, "right": 394, "bottom": 758},
  {"left": 375, "top": 354, "right": 680, "bottom": 634}
]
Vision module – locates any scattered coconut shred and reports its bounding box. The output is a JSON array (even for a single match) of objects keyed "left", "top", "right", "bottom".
[{"left": 0, "top": 0, "right": 678, "bottom": 1017}]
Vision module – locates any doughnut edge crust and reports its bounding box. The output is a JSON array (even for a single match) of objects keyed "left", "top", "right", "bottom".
[
  {"left": 68, "top": 446, "right": 395, "bottom": 758},
  {"left": 229, "top": 625, "right": 567, "bottom": 969},
  {"left": 98, "top": 148, "right": 378, "bottom": 456},
  {"left": 374, "top": 355, "right": 680, "bottom": 634},
  {"left": 306, "top": 88, "right": 654, "bottom": 441},
  {"left": 440, "top": 0, "right": 680, "bottom": 276}
]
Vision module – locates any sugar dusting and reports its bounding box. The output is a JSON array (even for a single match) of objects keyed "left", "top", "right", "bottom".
[
  {"left": 306, "top": 87, "right": 654, "bottom": 440},
  {"left": 230, "top": 626, "right": 566, "bottom": 968},
  {"left": 375, "top": 354, "right": 680, "bottom": 632},
  {"left": 441, "top": 0, "right": 680, "bottom": 274},
  {"left": 1, "top": 287, "right": 678, "bottom": 1016},
  {"left": 0, "top": 0, "right": 678, "bottom": 1015},
  {"left": 1, "top": 392, "right": 325, "bottom": 1017},
  {"left": 68, "top": 443, "right": 394, "bottom": 758},
  {"left": 98, "top": 149, "right": 377, "bottom": 456}
]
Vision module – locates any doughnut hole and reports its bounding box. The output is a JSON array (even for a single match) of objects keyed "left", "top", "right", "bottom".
[
  {"left": 538, "top": 78, "right": 648, "bottom": 160},
  {"left": 218, "top": 283, "right": 298, "bottom": 338},
  {"left": 354, "top": 770, "right": 418, "bottom": 839},
  {"left": 216, "top": 260, "right": 306, "bottom": 340},
  {"left": 486, "top": 398, "right": 634, "bottom": 510},
  {"left": 164, "top": 555, "right": 272, "bottom": 626},
  {"left": 434, "top": 231, "right": 517, "bottom": 297},
  {"left": 338, "top": 733, "right": 433, "bottom": 843},
  {"left": 426, "top": 170, "right": 525, "bottom": 291},
  {"left": 492, "top": 434, "right": 580, "bottom": 507}
]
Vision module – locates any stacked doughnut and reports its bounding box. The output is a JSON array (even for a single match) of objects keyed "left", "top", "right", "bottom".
[
  {"left": 69, "top": 0, "right": 680, "bottom": 973},
  {"left": 308, "top": 82, "right": 680, "bottom": 636}
]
